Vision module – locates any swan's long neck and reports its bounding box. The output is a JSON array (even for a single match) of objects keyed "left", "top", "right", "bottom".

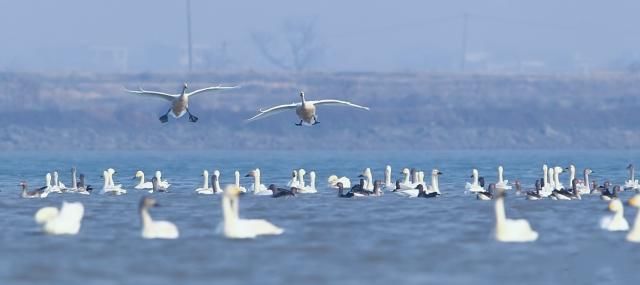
[
  {"left": 109, "top": 173, "right": 115, "bottom": 186},
  {"left": 498, "top": 168, "right": 504, "bottom": 183},
  {"left": 495, "top": 197, "right": 507, "bottom": 230},
  {"left": 140, "top": 207, "right": 153, "bottom": 230},
  {"left": 137, "top": 173, "right": 145, "bottom": 185},
  {"left": 584, "top": 172, "right": 591, "bottom": 191},
  {"left": 569, "top": 167, "right": 575, "bottom": 184},
  {"left": 630, "top": 167, "right": 636, "bottom": 181},
  {"left": 473, "top": 172, "right": 479, "bottom": 185},
  {"left": 547, "top": 169, "right": 554, "bottom": 186},
  {"left": 253, "top": 173, "right": 261, "bottom": 192},
  {"left": 21, "top": 184, "right": 27, "bottom": 196},
  {"left": 554, "top": 171, "right": 561, "bottom": 186},
  {"left": 235, "top": 172, "right": 241, "bottom": 187},
  {"left": 71, "top": 169, "right": 77, "bottom": 189},
  {"left": 298, "top": 172, "right": 305, "bottom": 187},
  {"left": 614, "top": 207, "right": 625, "bottom": 221},
  {"left": 402, "top": 172, "right": 410, "bottom": 184},
  {"left": 431, "top": 174, "right": 438, "bottom": 192},
  {"left": 366, "top": 173, "right": 373, "bottom": 188},
  {"left": 103, "top": 174, "right": 109, "bottom": 188},
  {"left": 384, "top": 168, "right": 391, "bottom": 185},
  {"left": 203, "top": 173, "right": 209, "bottom": 189},
  {"left": 46, "top": 174, "right": 51, "bottom": 187},
  {"left": 214, "top": 176, "right": 221, "bottom": 192},
  {"left": 543, "top": 166, "right": 549, "bottom": 184}
]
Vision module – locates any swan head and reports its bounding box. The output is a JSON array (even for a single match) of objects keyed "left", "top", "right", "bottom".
[
  {"left": 386, "top": 165, "right": 391, "bottom": 172},
  {"left": 245, "top": 170, "right": 257, "bottom": 178},
  {"left": 134, "top": 170, "right": 144, "bottom": 178},
  {"left": 629, "top": 195, "right": 640, "bottom": 208},
  {"left": 224, "top": 185, "right": 242, "bottom": 197},
  {"left": 401, "top": 168, "right": 410, "bottom": 175},
  {"left": 155, "top": 171, "right": 162, "bottom": 179},
  {"left": 608, "top": 199, "right": 624, "bottom": 212},
  {"left": 432, "top": 169, "right": 442, "bottom": 176},
  {"left": 107, "top": 168, "right": 116, "bottom": 175},
  {"left": 309, "top": 171, "right": 316, "bottom": 179},
  {"left": 202, "top": 169, "right": 209, "bottom": 177},
  {"left": 291, "top": 170, "right": 297, "bottom": 178},
  {"left": 139, "top": 196, "right": 159, "bottom": 210},
  {"left": 298, "top": 169, "right": 306, "bottom": 177},
  {"left": 471, "top": 169, "right": 478, "bottom": 178},
  {"left": 327, "top": 175, "right": 338, "bottom": 183},
  {"left": 299, "top": 91, "right": 304, "bottom": 98},
  {"left": 498, "top": 166, "right": 503, "bottom": 173},
  {"left": 584, "top": 168, "right": 593, "bottom": 175},
  {"left": 183, "top": 83, "right": 188, "bottom": 90},
  {"left": 213, "top": 170, "right": 220, "bottom": 180},
  {"left": 554, "top": 166, "right": 563, "bottom": 174}
]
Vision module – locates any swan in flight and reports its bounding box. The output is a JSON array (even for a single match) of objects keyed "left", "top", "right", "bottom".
[
  {"left": 126, "top": 82, "right": 238, "bottom": 123},
  {"left": 139, "top": 196, "right": 179, "bottom": 239},
  {"left": 328, "top": 175, "right": 351, "bottom": 189},
  {"left": 218, "top": 185, "right": 284, "bottom": 239},
  {"left": 134, "top": 170, "right": 153, "bottom": 190},
  {"left": 624, "top": 164, "right": 640, "bottom": 191},
  {"left": 494, "top": 189, "right": 538, "bottom": 242},
  {"left": 627, "top": 195, "right": 640, "bottom": 242},
  {"left": 247, "top": 91, "right": 369, "bottom": 126},
  {"left": 600, "top": 199, "right": 630, "bottom": 231},
  {"left": 34, "top": 201, "right": 84, "bottom": 235}
]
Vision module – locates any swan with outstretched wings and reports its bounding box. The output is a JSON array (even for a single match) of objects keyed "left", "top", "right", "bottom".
[
  {"left": 247, "top": 91, "right": 369, "bottom": 126},
  {"left": 126, "top": 83, "right": 238, "bottom": 123}
]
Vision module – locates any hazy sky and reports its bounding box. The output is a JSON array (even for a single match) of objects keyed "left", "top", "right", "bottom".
[{"left": 0, "top": 0, "right": 638, "bottom": 72}]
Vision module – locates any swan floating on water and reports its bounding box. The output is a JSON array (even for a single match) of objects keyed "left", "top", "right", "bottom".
[
  {"left": 465, "top": 169, "right": 485, "bottom": 193},
  {"left": 102, "top": 169, "right": 126, "bottom": 195},
  {"left": 383, "top": 165, "right": 394, "bottom": 189},
  {"left": 299, "top": 171, "right": 318, "bottom": 193},
  {"left": 359, "top": 168, "right": 374, "bottom": 191},
  {"left": 134, "top": 170, "right": 153, "bottom": 189},
  {"left": 34, "top": 201, "right": 84, "bottom": 235},
  {"left": 154, "top": 171, "right": 171, "bottom": 189},
  {"left": 495, "top": 166, "right": 512, "bottom": 190},
  {"left": 600, "top": 199, "right": 629, "bottom": 231},
  {"left": 627, "top": 195, "right": 640, "bottom": 242},
  {"left": 194, "top": 170, "right": 212, "bottom": 194},
  {"left": 20, "top": 182, "right": 48, "bottom": 199},
  {"left": 139, "top": 196, "right": 179, "bottom": 239},
  {"left": 66, "top": 167, "right": 91, "bottom": 195},
  {"left": 234, "top": 170, "right": 247, "bottom": 193},
  {"left": 126, "top": 82, "right": 238, "bottom": 123},
  {"left": 247, "top": 91, "right": 369, "bottom": 126},
  {"left": 50, "top": 171, "right": 66, "bottom": 193},
  {"left": 494, "top": 189, "right": 538, "bottom": 242},
  {"left": 245, "top": 168, "right": 270, "bottom": 195},
  {"left": 218, "top": 185, "right": 284, "bottom": 239},
  {"left": 328, "top": 175, "right": 351, "bottom": 189},
  {"left": 286, "top": 170, "right": 300, "bottom": 188},
  {"left": 624, "top": 164, "right": 640, "bottom": 191}
]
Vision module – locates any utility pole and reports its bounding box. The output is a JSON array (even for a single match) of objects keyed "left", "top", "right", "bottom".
[
  {"left": 461, "top": 13, "right": 468, "bottom": 72},
  {"left": 186, "top": 0, "right": 193, "bottom": 73}
]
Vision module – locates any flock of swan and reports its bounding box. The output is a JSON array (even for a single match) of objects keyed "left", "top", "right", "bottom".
[{"left": 18, "top": 163, "right": 640, "bottom": 243}]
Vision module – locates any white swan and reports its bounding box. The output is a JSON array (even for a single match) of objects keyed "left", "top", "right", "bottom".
[
  {"left": 154, "top": 171, "right": 171, "bottom": 189},
  {"left": 50, "top": 171, "right": 66, "bottom": 193},
  {"left": 247, "top": 91, "right": 369, "bottom": 126},
  {"left": 34, "top": 201, "right": 84, "bottom": 235},
  {"left": 553, "top": 166, "right": 565, "bottom": 190},
  {"left": 217, "top": 185, "right": 284, "bottom": 239},
  {"left": 624, "top": 164, "right": 640, "bottom": 191},
  {"left": 495, "top": 166, "right": 512, "bottom": 190},
  {"left": 286, "top": 170, "right": 300, "bottom": 188},
  {"left": 66, "top": 168, "right": 91, "bottom": 195},
  {"left": 494, "top": 189, "right": 538, "bottom": 242},
  {"left": 194, "top": 170, "right": 212, "bottom": 193},
  {"left": 134, "top": 170, "right": 153, "bottom": 189},
  {"left": 465, "top": 169, "right": 484, "bottom": 193},
  {"left": 383, "top": 165, "right": 393, "bottom": 189},
  {"left": 195, "top": 170, "right": 222, "bottom": 195},
  {"left": 102, "top": 169, "right": 126, "bottom": 195},
  {"left": 328, "top": 175, "right": 351, "bottom": 189},
  {"left": 359, "top": 168, "right": 374, "bottom": 191},
  {"left": 627, "top": 195, "right": 640, "bottom": 242},
  {"left": 576, "top": 168, "right": 592, "bottom": 195},
  {"left": 246, "top": 169, "right": 270, "bottom": 195},
  {"left": 45, "top": 173, "right": 61, "bottom": 194},
  {"left": 539, "top": 164, "right": 553, "bottom": 197},
  {"left": 397, "top": 168, "right": 414, "bottom": 190},
  {"left": 234, "top": 170, "right": 247, "bottom": 193},
  {"left": 427, "top": 169, "right": 442, "bottom": 194},
  {"left": 297, "top": 169, "right": 307, "bottom": 189},
  {"left": 600, "top": 199, "right": 630, "bottom": 231},
  {"left": 126, "top": 82, "right": 238, "bottom": 123},
  {"left": 139, "top": 196, "right": 179, "bottom": 239},
  {"left": 300, "top": 171, "right": 318, "bottom": 193}
]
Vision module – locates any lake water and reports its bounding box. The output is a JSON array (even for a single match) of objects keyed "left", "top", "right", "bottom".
[{"left": 0, "top": 150, "right": 639, "bottom": 285}]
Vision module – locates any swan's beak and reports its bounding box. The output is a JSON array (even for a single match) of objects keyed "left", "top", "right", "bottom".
[
  {"left": 358, "top": 174, "right": 365, "bottom": 178},
  {"left": 244, "top": 173, "right": 251, "bottom": 177},
  {"left": 438, "top": 172, "right": 443, "bottom": 175},
  {"left": 470, "top": 174, "right": 474, "bottom": 178}
]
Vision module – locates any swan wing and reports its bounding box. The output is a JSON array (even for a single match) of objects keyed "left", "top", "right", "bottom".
[
  {"left": 153, "top": 221, "right": 180, "bottom": 239},
  {"left": 125, "top": 87, "right": 178, "bottom": 101},
  {"left": 242, "top": 219, "right": 284, "bottom": 236},
  {"left": 309, "top": 99, "right": 370, "bottom": 111},
  {"left": 247, "top": 103, "right": 299, "bottom": 122},
  {"left": 186, "top": 85, "right": 239, "bottom": 97}
]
